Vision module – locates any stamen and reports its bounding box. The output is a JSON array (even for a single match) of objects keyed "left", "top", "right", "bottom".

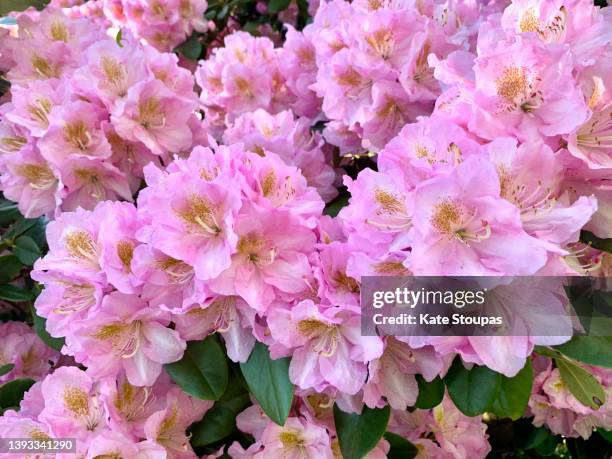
[{"left": 177, "top": 195, "right": 222, "bottom": 235}]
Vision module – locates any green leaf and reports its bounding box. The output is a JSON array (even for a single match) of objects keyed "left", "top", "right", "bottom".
[
  {"left": 534, "top": 434, "right": 560, "bottom": 456},
  {"left": 165, "top": 336, "right": 229, "bottom": 400},
  {"left": 240, "top": 342, "right": 294, "bottom": 425},
  {"left": 0, "top": 364, "right": 15, "bottom": 377},
  {"left": 32, "top": 307, "right": 65, "bottom": 352},
  {"left": 268, "top": 0, "right": 292, "bottom": 13},
  {"left": 444, "top": 358, "right": 501, "bottom": 417},
  {"left": 323, "top": 194, "right": 349, "bottom": 217},
  {"left": 0, "top": 200, "right": 19, "bottom": 225},
  {"left": 190, "top": 380, "right": 251, "bottom": 446},
  {"left": 0, "top": 284, "right": 33, "bottom": 302},
  {"left": 580, "top": 230, "right": 612, "bottom": 254},
  {"left": 414, "top": 375, "right": 444, "bottom": 409},
  {"left": 13, "top": 236, "right": 42, "bottom": 266},
  {"left": 555, "top": 336, "right": 612, "bottom": 368},
  {"left": 7, "top": 217, "right": 38, "bottom": 240},
  {"left": 0, "top": 255, "right": 22, "bottom": 282},
  {"left": 384, "top": 432, "right": 418, "bottom": 459},
  {"left": 490, "top": 360, "right": 533, "bottom": 420},
  {"left": 0, "top": 0, "right": 48, "bottom": 16},
  {"left": 176, "top": 33, "right": 202, "bottom": 61},
  {"left": 243, "top": 21, "right": 262, "bottom": 36},
  {"left": 555, "top": 358, "right": 606, "bottom": 410},
  {"left": 598, "top": 429, "right": 612, "bottom": 444},
  {"left": 0, "top": 378, "right": 35, "bottom": 409},
  {"left": 113, "top": 29, "right": 122, "bottom": 46},
  {"left": 521, "top": 425, "right": 553, "bottom": 450},
  {"left": 21, "top": 218, "right": 47, "bottom": 250},
  {"left": 333, "top": 404, "right": 390, "bottom": 459}
]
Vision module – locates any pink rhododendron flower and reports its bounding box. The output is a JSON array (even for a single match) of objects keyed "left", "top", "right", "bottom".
[
  {"left": 210, "top": 204, "right": 316, "bottom": 312},
  {"left": 267, "top": 299, "right": 383, "bottom": 394},
  {"left": 364, "top": 337, "right": 444, "bottom": 410},
  {"left": 0, "top": 322, "right": 59, "bottom": 383},
  {"left": 409, "top": 156, "right": 549, "bottom": 275},
  {"left": 223, "top": 109, "right": 337, "bottom": 202},
  {"left": 65, "top": 291, "right": 185, "bottom": 386},
  {"left": 137, "top": 160, "right": 241, "bottom": 281}
]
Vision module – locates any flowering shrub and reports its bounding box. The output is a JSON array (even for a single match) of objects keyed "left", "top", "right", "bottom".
[{"left": 0, "top": 1, "right": 612, "bottom": 458}]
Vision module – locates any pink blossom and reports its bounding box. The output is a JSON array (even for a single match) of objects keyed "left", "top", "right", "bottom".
[
  {"left": 0, "top": 322, "right": 59, "bottom": 383},
  {"left": 64, "top": 291, "right": 186, "bottom": 386},
  {"left": 172, "top": 296, "right": 256, "bottom": 363},
  {"left": 143, "top": 386, "right": 211, "bottom": 458},
  {"left": 210, "top": 205, "right": 316, "bottom": 313},
  {"left": 267, "top": 300, "right": 383, "bottom": 394},
  {"left": 223, "top": 109, "right": 337, "bottom": 202},
  {"left": 136, "top": 161, "right": 241, "bottom": 281},
  {"left": 111, "top": 78, "right": 196, "bottom": 156},
  {"left": 38, "top": 366, "right": 106, "bottom": 439},
  {"left": 38, "top": 101, "right": 112, "bottom": 164},
  {"left": 409, "top": 155, "right": 549, "bottom": 275}
]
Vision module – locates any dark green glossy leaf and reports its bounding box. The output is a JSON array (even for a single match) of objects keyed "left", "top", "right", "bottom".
[
  {"left": 384, "top": 432, "right": 418, "bottom": 459},
  {"left": 176, "top": 33, "right": 202, "bottom": 61},
  {"left": 32, "top": 307, "right": 65, "bottom": 352},
  {"left": 0, "top": 200, "right": 20, "bottom": 225},
  {"left": 0, "top": 255, "right": 22, "bottom": 282},
  {"left": 534, "top": 433, "right": 560, "bottom": 456},
  {"left": 0, "top": 284, "right": 33, "bottom": 302},
  {"left": 166, "top": 336, "right": 229, "bottom": 400},
  {"left": 444, "top": 358, "right": 501, "bottom": 417},
  {"left": 414, "top": 375, "right": 444, "bottom": 409},
  {"left": 268, "top": 0, "right": 291, "bottom": 13},
  {"left": 190, "top": 380, "right": 251, "bottom": 446},
  {"left": 555, "top": 336, "right": 612, "bottom": 368},
  {"left": 0, "top": 364, "right": 15, "bottom": 378},
  {"left": 490, "top": 360, "right": 533, "bottom": 420},
  {"left": 598, "top": 429, "right": 612, "bottom": 444},
  {"left": 333, "top": 404, "right": 390, "bottom": 459},
  {"left": 0, "top": 0, "right": 49, "bottom": 15},
  {"left": 324, "top": 194, "right": 349, "bottom": 217},
  {"left": 0, "top": 378, "right": 35, "bottom": 409},
  {"left": 240, "top": 342, "right": 293, "bottom": 425},
  {"left": 523, "top": 426, "right": 555, "bottom": 450},
  {"left": 580, "top": 230, "right": 612, "bottom": 254},
  {"left": 13, "top": 236, "right": 42, "bottom": 266}
]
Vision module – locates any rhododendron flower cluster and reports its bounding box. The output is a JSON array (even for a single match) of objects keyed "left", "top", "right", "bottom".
[
  {"left": 0, "top": 8, "right": 204, "bottom": 218},
  {"left": 0, "top": 366, "right": 210, "bottom": 458},
  {"left": 1, "top": 0, "right": 612, "bottom": 458},
  {"left": 102, "top": 0, "right": 209, "bottom": 51}
]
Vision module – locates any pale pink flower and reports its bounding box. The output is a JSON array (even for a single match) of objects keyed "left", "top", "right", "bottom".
[
  {"left": 0, "top": 322, "right": 59, "bottom": 383},
  {"left": 65, "top": 292, "right": 186, "bottom": 386},
  {"left": 0, "top": 145, "right": 63, "bottom": 218},
  {"left": 144, "top": 386, "right": 212, "bottom": 458},
  {"left": 364, "top": 337, "right": 443, "bottom": 410},
  {"left": 172, "top": 296, "right": 256, "bottom": 363},
  {"left": 111, "top": 78, "right": 196, "bottom": 156},
  {"left": 38, "top": 101, "right": 112, "bottom": 165},
  {"left": 210, "top": 205, "right": 316, "bottom": 313},
  {"left": 39, "top": 366, "right": 106, "bottom": 439},
  {"left": 136, "top": 162, "right": 241, "bottom": 281},
  {"left": 267, "top": 300, "right": 383, "bottom": 394},
  {"left": 409, "top": 155, "right": 549, "bottom": 275}
]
